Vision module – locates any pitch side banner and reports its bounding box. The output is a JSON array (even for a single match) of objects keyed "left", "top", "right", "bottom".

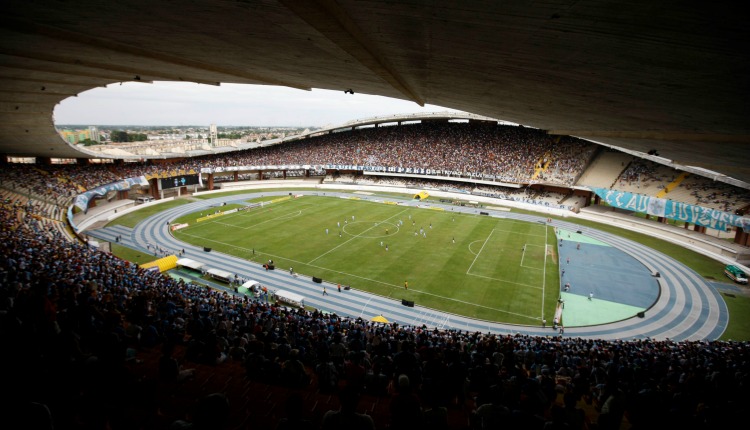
[
  {"left": 591, "top": 187, "right": 750, "bottom": 231},
  {"left": 200, "top": 165, "right": 320, "bottom": 173},
  {"left": 199, "top": 164, "right": 470, "bottom": 177},
  {"left": 74, "top": 176, "right": 149, "bottom": 211}
]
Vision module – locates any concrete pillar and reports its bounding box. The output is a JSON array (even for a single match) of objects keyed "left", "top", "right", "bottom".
[
  {"left": 208, "top": 174, "right": 214, "bottom": 190},
  {"left": 149, "top": 178, "right": 159, "bottom": 199},
  {"left": 735, "top": 229, "right": 749, "bottom": 246},
  {"left": 234, "top": 171, "right": 239, "bottom": 182}
]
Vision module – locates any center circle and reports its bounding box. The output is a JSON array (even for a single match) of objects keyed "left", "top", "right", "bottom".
[{"left": 342, "top": 221, "right": 400, "bottom": 238}]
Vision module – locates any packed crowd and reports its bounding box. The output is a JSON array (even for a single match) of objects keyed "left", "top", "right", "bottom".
[
  {"left": 202, "top": 123, "right": 596, "bottom": 186},
  {"left": 683, "top": 177, "right": 750, "bottom": 213},
  {"left": 3, "top": 123, "right": 748, "bottom": 217},
  {"left": 616, "top": 160, "right": 669, "bottom": 190},
  {"left": 324, "top": 173, "right": 581, "bottom": 209},
  {"left": 615, "top": 159, "right": 750, "bottom": 212},
  {"left": 1, "top": 191, "right": 748, "bottom": 429}
]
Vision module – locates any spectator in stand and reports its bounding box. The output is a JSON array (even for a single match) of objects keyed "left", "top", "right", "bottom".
[
  {"left": 1, "top": 127, "right": 750, "bottom": 429},
  {"left": 170, "top": 392, "right": 231, "bottom": 430},
  {"left": 320, "top": 384, "right": 376, "bottom": 430},
  {"left": 389, "top": 374, "right": 423, "bottom": 430}
]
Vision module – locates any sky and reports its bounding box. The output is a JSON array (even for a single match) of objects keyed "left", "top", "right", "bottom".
[{"left": 53, "top": 81, "right": 464, "bottom": 127}]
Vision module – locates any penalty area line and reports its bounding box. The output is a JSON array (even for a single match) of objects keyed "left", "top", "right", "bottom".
[{"left": 465, "top": 272, "right": 544, "bottom": 290}]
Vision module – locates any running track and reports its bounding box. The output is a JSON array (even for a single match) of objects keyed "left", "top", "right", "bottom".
[{"left": 88, "top": 191, "right": 728, "bottom": 341}]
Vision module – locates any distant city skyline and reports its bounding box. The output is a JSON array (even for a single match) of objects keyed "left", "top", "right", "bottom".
[{"left": 54, "top": 81, "right": 465, "bottom": 127}]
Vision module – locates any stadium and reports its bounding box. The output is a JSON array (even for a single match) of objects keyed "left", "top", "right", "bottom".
[{"left": 1, "top": 2, "right": 750, "bottom": 430}]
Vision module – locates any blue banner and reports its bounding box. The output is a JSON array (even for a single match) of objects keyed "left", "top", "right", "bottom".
[
  {"left": 74, "top": 176, "right": 149, "bottom": 211},
  {"left": 591, "top": 187, "right": 750, "bottom": 231}
]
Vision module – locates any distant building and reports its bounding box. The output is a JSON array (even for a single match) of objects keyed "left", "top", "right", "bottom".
[
  {"left": 88, "top": 126, "right": 100, "bottom": 143},
  {"left": 58, "top": 128, "right": 92, "bottom": 144},
  {"left": 209, "top": 124, "right": 218, "bottom": 146}
]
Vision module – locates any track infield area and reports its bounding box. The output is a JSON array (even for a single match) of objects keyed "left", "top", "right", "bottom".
[{"left": 172, "top": 195, "right": 560, "bottom": 324}]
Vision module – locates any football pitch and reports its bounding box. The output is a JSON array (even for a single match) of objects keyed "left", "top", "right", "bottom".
[{"left": 173, "top": 195, "right": 561, "bottom": 324}]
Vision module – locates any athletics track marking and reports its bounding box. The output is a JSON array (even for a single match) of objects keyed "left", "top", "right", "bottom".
[
  {"left": 173, "top": 230, "right": 539, "bottom": 321},
  {"left": 173, "top": 199, "right": 548, "bottom": 322}
]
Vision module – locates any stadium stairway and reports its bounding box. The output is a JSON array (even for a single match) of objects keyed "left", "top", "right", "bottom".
[{"left": 656, "top": 172, "right": 690, "bottom": 198}]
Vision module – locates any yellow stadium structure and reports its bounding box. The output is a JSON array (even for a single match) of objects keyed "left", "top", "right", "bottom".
[{"left": 139, "top": 255, "right": 178, "bottom": 272}]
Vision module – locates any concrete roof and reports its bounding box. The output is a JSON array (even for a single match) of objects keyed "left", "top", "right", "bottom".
[{"left": 1, "top": 1, "right": 748, "bottom": 184}]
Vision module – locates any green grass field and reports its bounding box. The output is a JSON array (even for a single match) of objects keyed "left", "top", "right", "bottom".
[{"left": 172, "top": 195, "right": 560, "bottom": 324}]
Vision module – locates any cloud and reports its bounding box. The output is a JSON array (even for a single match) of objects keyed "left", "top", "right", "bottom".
[{"left": 54, "top": 82, "right": 462, "bottom": 126}]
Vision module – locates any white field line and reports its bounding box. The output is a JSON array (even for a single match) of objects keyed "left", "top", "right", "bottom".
[
  {"left": 490, "top": 226, "right": 547, "bottom": 238},
  {"left": 174, "top": 231, "right": 540, "bottom": 320},
  {"left": 306, "top": 208, "right": 409, "bottom": 265},
  {"left": 180, "top": 198, "right": 296, "bottom": 231},
  {"left": 466, "top": 272, "right": 543, "bottom": 290},
  {"left": 178, "top": 208, "right": 547, "bottom": 321},
  {"left": 466, "top": 228, "right": 494, "bottom": 274},
  {"left": 520, "top": 244, "right": 545, "bottom": 270},
  {"left": 542, "top": 224, "right": 549, "bottom": 320},
  {"left": 177, "top": 209, "right": 302, "bottom": 239}
]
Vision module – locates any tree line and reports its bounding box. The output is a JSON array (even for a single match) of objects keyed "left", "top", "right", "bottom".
[{"left": 110, "top": 130, "right": 148, "bottom": 142}]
